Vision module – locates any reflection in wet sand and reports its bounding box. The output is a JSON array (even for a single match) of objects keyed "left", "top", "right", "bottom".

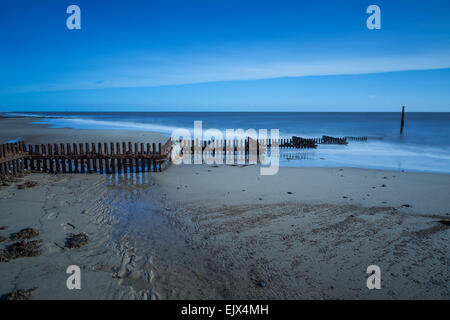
[
  {"left": 101, "top": 171, "right": 243, "bottom": 299},
  {"left": 106, "top": 171, "right": 152, "bottom": 202}
]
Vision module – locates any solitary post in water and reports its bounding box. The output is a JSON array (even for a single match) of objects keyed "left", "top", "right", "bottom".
[{"left": 400, "top": 106, "right": 405, "bottom": 135}]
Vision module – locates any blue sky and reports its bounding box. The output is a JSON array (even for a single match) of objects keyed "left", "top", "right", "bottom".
[{"left": 0, "top": 0, "right": 449, "bottom": 111}]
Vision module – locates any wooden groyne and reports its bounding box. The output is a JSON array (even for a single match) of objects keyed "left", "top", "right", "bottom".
[
  {"left": 0, "top": 139, "right": 173, "bottom": 177},
  {"left": 177, "top": 135, "right": 354, "bottom": 154},
  {"left": 344, "top": 136, "right": 368, "bottom": 142},
  {"left": 321, "top": 135, "right": 348, "bottom": 145},
  {"left": 178, "top": 135, "right": 367, "bottom": 164},
  {"left": 0, "top": 135, "right": 368, "bottom": 177},
  {"left": 281, "top": 135, "right": 367, "bottom": 146},
  {"left": 0, "top": 141, "right": 27, "bottom": 177},
  {"left": 292, "top": 136, "right": 317, "bottom": 148}
]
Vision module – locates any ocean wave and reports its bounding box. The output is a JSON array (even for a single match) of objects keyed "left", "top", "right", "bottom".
[
  {"left": 278, "top": 141, "right": 450, "bottom": 173},
  {"left": 2, "top": 112, "right": 54, "bottom": 118},
  {"left": 314, "top": 142, "right": 450, "bottom": 160},
  {"left": 36, "top": 117, "right": 183, "bottom": 135}
]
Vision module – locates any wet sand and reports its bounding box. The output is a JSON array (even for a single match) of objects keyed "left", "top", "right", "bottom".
[
  {"left": 0, "top": 118, "right": 449, "bottom": 299},
  {"left": 147, "top": 165, "right": 450, "bottom": 299},
  {"left": 0, "top": 172, "right": 245, "bottom": 299},
  {"left": 0, "top": 117, "right": 168, "bottom": 145}
]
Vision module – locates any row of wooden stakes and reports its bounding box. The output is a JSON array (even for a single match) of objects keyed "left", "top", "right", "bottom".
[
  {"left": 0, "top": 140, "right": 172, "bottom": 176},
  {"left": 0, "top": 135, "right": 368, "bottom": 177}
]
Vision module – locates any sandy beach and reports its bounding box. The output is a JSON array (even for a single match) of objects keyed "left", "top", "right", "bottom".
[
  {"left": 0, "top": 118, "right": 449, "bottom": 299},
  {"left": 0, "top": 117, "right": 169, "bottom": 145}
]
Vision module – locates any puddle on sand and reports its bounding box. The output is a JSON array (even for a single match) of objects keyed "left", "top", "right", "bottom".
[{"left": 102, "top": 172, "right": 232, "bottom": 299}]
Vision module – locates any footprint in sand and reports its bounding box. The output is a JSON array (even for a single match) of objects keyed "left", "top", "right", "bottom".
[
  {"left": 45, "top": 242, "right": 65, "bottom": 253},
  {"left": 46, "top": 211, "right": 59, "bottom": 220},
  {"left": 61, "top": 223, "right": 75, "bottom": 230}
]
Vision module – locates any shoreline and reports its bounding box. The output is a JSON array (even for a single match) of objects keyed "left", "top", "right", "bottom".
[
  {"left": 0, "top": 117, "right": 449, "bottom": 299},
  {"left": 2, "top": 117, "right": 450, "bottom": 175},
  {"left": 0, "top": 117, "right": 169, "bottom": 145}
]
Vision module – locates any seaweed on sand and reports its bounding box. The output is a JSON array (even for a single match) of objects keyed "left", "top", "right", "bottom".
[
  {"left": 65, "top": 233, "right": 89, "bottom": 248},
  {"left": 438, "top": 219, "right": 450, "bottom": 227},
  {"left": 2, "top": 287, "right": 37, "bottom": 300},
  {"left": 0, "top": 240, "right": 42, "bottom": 262},
  {"left": 10, "top": 228, "right": 39, "bottom": 241},
  {"left": 17, "top": 181, "right": 38, "bottom": 189}
]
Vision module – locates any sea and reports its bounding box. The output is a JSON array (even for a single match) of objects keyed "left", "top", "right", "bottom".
[{"left": 3, "top": 112, "right": 450, "bottom": 174}]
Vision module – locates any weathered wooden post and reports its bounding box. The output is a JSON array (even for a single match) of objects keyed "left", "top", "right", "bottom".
[
  {"left": 42, "top": 144, "right": 48, "bottom": 172},
  {"left": 86, "top": 143, "right": 92, "bottom": 173},
  {"left": 152, "top": 143, "right": 156, "bottom": 172},
  {"left": 29, "top": 145, "right": 35, "bottom": 171},
  {"left": 48, "top": 144, "right": 54, "bottom": 173},
  {"left": 66, "top": 144, "right": 72, "bottom": 173},
  {"left": 400, "top": 106, "right": 405, "bottom": 135},
  {"left": 158, "top": 143, "right": 162, "bottom": 172},
  {"left": 98, "top": 143, "right": 103, "bottom": 174},
  {"left": 78, "top": 143, "right": 84, "bottom": 173},
  {"left": 104, "top": 143, "right": 110, "bottom": 174},
  {"left": 91, "top": 143, "right": 96, "bottom": 173},
  {"left": 110, "top": 143, "right": 116, "bottom": 174}
]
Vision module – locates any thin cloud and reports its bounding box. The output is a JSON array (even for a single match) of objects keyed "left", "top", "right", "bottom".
[{"left": 4, "top": 52, "right": 450, "bottom": 93}]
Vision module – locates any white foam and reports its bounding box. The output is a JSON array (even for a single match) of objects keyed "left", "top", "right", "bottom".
[{"left": 37, "top": 117, "right": 183, "bottom": 135}]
